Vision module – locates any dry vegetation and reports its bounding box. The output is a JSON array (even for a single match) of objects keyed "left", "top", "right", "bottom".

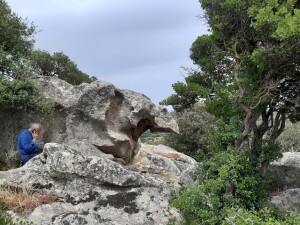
[{"left": 0, "top": 185, "right": 58, "bottom": 215}]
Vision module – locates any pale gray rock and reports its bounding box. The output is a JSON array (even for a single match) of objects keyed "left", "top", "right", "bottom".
[
  {"left": 178, "top": 164, "right": 198, "bottom": 185},
  {"left": 271, "top": 189, "right": 300, "bottom": 211},
  {"left": 34, "top": 76, "right": 178, "bottom": 164},
  {"left": 131, "top": 144, "right": 198, "bottom": 184},
  {"left": 0, "top": 143, "right": 195, "bottom": 225},
  {"left": 269, "top": 152, "right": 300, "bottom": 189},
  {"left": 0, "top": 76, "right": 178, "bottom": 166},
  {"left": 44, "top": 143, "right": 164, "bottom": 187}
]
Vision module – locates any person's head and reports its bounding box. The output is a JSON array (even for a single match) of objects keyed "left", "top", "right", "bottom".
[{"left": 29, "top": 123, "right": 42, "bottom": 135}]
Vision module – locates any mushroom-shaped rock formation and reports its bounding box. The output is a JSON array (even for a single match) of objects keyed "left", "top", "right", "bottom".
[{"left": 34, "top": 76, "right": 178, "bottom": 163}]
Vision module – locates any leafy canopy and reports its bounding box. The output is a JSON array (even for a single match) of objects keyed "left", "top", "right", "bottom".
[
  {"left": 162, "top": 0, "right": 300, "bottom": 151},
  {"left": 166, "top": 0, "right": 300, "bottom": 224},
  {"left": 0, "top": 0, "right": 35, "bottom": 78},
  {"left": 30, "top": 50, "right": 97, "bottom": 85}
]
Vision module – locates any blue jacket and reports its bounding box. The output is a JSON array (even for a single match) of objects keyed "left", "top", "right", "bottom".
[{"left": 17, "top": 129, "right": 39, "bottom": 155}]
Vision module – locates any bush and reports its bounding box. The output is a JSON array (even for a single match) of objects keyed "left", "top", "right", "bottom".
[
  {"left": 170, "top": 146, "right": 282, "bottom": 225},
  {"left": 171, "top": 185, "right": 300, "bottom": 225},
  {"left": 162, "top": 103, "right": 214, "bottom": 157},
  {"left": 30, "top": 50, "right": 97, "bottom": 85},
  {"left": 0, "top": 79, "right": 54, "bottom": 116}
]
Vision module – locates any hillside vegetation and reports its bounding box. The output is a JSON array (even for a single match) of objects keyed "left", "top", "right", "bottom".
[{"left": 161, "top": 0, "right": 300, "bottom": 224}]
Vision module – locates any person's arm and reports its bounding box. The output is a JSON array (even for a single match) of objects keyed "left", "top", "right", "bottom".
[{"left": 19, "top": 134, "right": 39, "bottom": 154}]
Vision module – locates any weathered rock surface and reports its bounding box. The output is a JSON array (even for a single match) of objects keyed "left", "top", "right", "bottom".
[
  {"left": 271, "top": 189, "right": 300, "bottom": 212},
  {"left": 269, "top": 152, "right": 300, "bottom": 190},
  {"left": 0, "top": 76, "right": 178, "bottom": 166},
  {"left": 0, "top": 143, "right": 197, "bottom": 225},
  {"left": 269, "top": 153, "right": 300, "bottom": 212}
]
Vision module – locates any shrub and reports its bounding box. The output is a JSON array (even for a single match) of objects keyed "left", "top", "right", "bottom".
[
  {"left": 30, "top": 50, "right": 97, "bottom": 85},
  {"left": 171, "top": 185, "right": 300, "bottom": 225},
  {"left": 170, "top": 146, "right": 282, "bottom": 225},
  {"left": 162, "top": 103, "right": 214, "bottom": 157},
  {"left": 0, "top": 79, "right": 54, "bottom": 116}
]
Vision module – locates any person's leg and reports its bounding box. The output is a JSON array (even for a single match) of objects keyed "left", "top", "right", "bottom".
[{"left": 21, "top": 153, "right": 38, "bottom": 164}]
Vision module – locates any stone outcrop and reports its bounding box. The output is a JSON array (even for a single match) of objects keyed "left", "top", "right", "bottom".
[
  {"left": 0, "top": 143, "right": 197, "bottom": 225},
  {"left": 269, "top": 152, "right": 300, "bottom": 190},
  {"left": 271, "top": 189, "right": 300, "bottom": 212},
  {"left": 269, "top": 152, "right": 300, "bottom": 211},
  {"left": 0, "top": 76, "right": 178, "bottom": 167}
]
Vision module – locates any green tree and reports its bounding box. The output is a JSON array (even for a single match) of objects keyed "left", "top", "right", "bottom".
[
  {"left": 0, "top": 79, "right": 54, "bottom": 115},
  {"left": 53, "top": 52, "right": 97, "bottom": 85},
  {"left": 30, "top": 50, "right": 97, "bottom": 85},
  {"left": 163, "top": 0, "right": 300, "bottom": 167},
  {"left": 0, "top": 0, "right": 35, "bottom": 78},
  {"left": 30, "top": 50, "right": 55, "bottom": 76},
  {"left": 0, "top": 1, "right": 54, "bottom": 116},
  {"left": 165, "top": 0, "right": 300, "bottom": 224}
]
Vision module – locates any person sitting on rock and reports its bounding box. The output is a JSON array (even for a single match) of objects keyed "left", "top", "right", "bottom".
[{"left": 17, "top": 123, "right": 42, "bottom": 164}]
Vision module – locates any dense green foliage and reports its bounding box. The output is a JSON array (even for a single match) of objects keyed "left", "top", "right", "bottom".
[
  {"left": 30, "top": 50, "right": 97, "bottom": 85},
  {"left": 170, "top": 148, "right": 279, "bottom": 225},
  {"left": 163, "top": 0, "right": 300, "bottom": 224},
  {"left": 0, "top": 79, "right": 54, "bottom": 114},
  {"left": 0, "top": 0, "right": 35, "bottom": 78}
]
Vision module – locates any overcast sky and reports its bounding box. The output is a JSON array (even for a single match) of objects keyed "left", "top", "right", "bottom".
[{"left": 6, "top": 0, "right": 208, "bottom": 105}]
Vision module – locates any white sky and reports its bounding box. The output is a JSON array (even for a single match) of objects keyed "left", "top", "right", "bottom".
[{"left": 6, "top": 0, "right": 208, "bottom": 105}]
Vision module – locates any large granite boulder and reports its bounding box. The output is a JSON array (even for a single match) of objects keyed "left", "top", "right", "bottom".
[
  {"left": 0, "top": 143, "right": 197, "bottom": 225},
  {"left": 269, "top": 152, "right": 300, "bottom": 212},
  {"left": 269, "top": 152, "right": 300, "bottom": 190},
  {"left": 0, "top": 76, "right": 178, "bottom": 166},
  {"left": 271, "top": 189, "right": 300, "bottom": 212}
]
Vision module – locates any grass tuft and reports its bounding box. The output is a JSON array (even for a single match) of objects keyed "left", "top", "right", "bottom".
[{"left": 0, "top": 185, "right": 58, "bottom": 215}]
